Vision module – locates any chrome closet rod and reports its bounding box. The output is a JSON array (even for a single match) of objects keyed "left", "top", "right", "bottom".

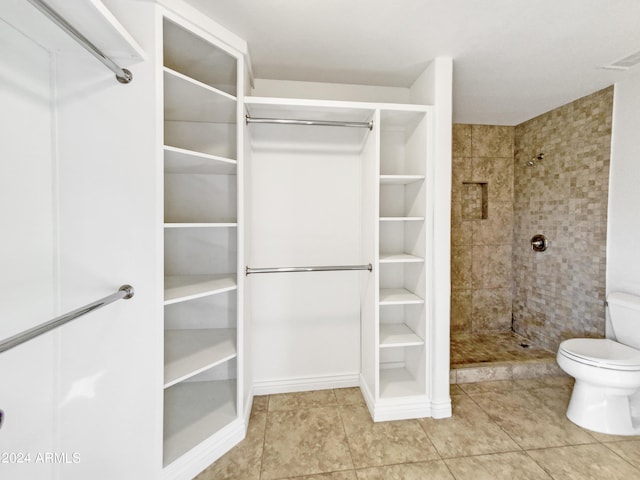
[
  {"left": 26, "top": 0, "right": 133, "bottom": 84},
  {"left": 246, "top": 264, "right": 373, "bottom": 275},
  {"left": 0, "top": 285, "right": 134, "bottom": 354},
  {"left": 245, "top": 115, "right": 373, "bottom": 130}
]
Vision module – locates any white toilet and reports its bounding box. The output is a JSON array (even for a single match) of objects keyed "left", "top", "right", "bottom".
[{"left": 557, "top": 292, "right": 640, "bottom": 435}]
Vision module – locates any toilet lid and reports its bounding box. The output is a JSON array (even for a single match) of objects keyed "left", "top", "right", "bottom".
[{"left": 559, "top": 338, "right": 640, "bottom": 370}]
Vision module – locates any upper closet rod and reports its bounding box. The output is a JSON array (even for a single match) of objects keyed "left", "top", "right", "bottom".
[
  {"left": 27, "top": 0, "right": 133, "bottom": 84},
  {"left": 246, "top": 115, "right": 373, "bottom": 130},
  {"left": 246, "top": 264, "right": 372, "bottom": 275}
]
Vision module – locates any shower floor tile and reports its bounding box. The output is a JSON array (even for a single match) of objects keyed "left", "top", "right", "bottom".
[
  {"left": 450, "top": 331, "right": 562, "bottom": 384},
  {"left": 451, "top": 331, "right": 554, "bottom": 367}
]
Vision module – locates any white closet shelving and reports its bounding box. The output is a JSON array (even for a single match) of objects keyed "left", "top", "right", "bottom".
[
  {"left": 375, "top": 107, "right": 430, "bottom": 413},
  {"left": 161, "top": 15, "right": 242, "bottom": 469}
]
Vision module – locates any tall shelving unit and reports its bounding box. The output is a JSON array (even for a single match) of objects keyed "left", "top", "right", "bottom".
[
  {"left": 161, "top": 15, "right": 243, "bottom": 470},
  {"left": 373, "top": 106, "right": 432, "bottom": 420}
]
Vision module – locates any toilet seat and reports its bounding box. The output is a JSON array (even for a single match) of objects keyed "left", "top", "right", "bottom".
[{"left": 559, "top": 338, "right": 640, "bottom": 371}]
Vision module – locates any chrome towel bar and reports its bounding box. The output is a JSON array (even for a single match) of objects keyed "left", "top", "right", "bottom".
[
  {"left": 245, "top": 115, "right": 373, "bottom": 130},
  {"left": 246, "top": 264, "right": 372, "bottom": 275},
  {"left": 26, "top": 0, "right": 133, "bottom": 84},
  {"left": 0, "top": 285, "right": 134, "bottom": 354}
]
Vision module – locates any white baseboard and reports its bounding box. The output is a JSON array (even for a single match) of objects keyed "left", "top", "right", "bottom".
[
  {"left": 252, "top": 372, "right": 360, "bottom": 395},
  {"left": 430, "top": 398, "right": 453, "bottom": 419}
]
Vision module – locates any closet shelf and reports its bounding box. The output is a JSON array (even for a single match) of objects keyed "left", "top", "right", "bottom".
[
  {"left": 164, "top": 329, "right": 237, "bottom": 388},
  {"left": 379, "top": 253, "right": 424, "bottom": 264},
  {"left": 164, "top": 222, "right": 237, "bottom": 228},
  {"left": 164, "top": 145, "right": 236, "bottom": 175},
  {"left": 164, "top": 68, "right": 236, "bottom": 123},
  {"left": 379, "top": 288, "right": 424, "bottom": 306},
  {"left": 163, "top": 379, "right": 237, "bottom": 466},
  {"left": 163, "top": 18, "right": 237, "bottom": 97},
  {"left": 379, "top": 217, "right": 425, "bottom": 222},
  {"left": 6, "top": 0, "right": 144, "bottom": 68},
  {"left": 379, "top": 367, "right": 424, "bottom": 398},
  {"left": 379, "top": 324, "right": 424, "bottom": 348},
  {"left": 379, "top": 175, "right": 425, "bottom": 185},
  {"left": 164, "top": 274, "right": 237, "bottom": 305}
]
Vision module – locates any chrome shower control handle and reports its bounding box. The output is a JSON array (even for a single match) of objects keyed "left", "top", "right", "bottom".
[{"left": 531, "top": 234, "right": 548, "bottom": 252}]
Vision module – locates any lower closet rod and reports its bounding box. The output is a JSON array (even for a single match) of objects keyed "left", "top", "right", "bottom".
[
  {"left": 246, "top": 264, "right": 373, "bottom": 275},
  {"left": 245, "top": 115, "right": 373, "bottom": 130}
]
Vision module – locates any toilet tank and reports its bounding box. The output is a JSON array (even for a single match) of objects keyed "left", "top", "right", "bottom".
[{"left": 607, "top": 292, "right": 640, "bottom": 349}]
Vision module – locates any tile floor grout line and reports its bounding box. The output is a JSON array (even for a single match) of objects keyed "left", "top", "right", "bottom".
[
  {"left": 334, "top": 390, "right": 358, "bottom": 474},
  {"left": 415, "top": 416, "right": 447, "bottom": 461},
  {"left": 520, "top": 450, "right": 555, "bottom": 480},
  {"left": 462, "top": 387, "right": 528, "bottom": 453},
  {"left": 257, "top": 394, "right": 271, "bottom": 480},
  {"left": 599, "top": 441, "right": 640, "bottom": 473}
]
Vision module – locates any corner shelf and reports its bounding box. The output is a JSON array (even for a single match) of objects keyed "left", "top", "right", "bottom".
[
  {"left": 164, "top": 274, "right": 237, "bottom": 305},
  {"left": 164, "top": 329, "right": 237, "bottom": 388},
  {"left": 164, "top": 145, "right": 237, "bottom": 175},
  {"left": 164, "top": 68, "right": 236, "bottom": 124},
  {"left": 163, "top": 379, "right": 237, "bottom": 466},
  {"left": 161, "top": 13, "right": 241, "bottom": 471}
]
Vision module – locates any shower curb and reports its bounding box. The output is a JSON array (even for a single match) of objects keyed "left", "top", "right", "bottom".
[{"left": 450, "top": 357, "right": 566, "bottom": 384}]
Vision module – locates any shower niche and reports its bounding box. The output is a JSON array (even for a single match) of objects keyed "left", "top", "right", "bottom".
[{"left": 461, "top": 181, "right": 488, "bottom": 220}]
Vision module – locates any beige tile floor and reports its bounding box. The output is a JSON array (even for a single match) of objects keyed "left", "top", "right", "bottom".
[{"left": 195, "top": 379, "right": 640, "bottom": 480}]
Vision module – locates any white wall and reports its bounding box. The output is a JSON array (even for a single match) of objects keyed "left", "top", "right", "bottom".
[
  {"left": 607, "top": 70, "right": 640, "bottom": 295},
  {"left": 0, "top": 1, "right": 162, "bottom": 478},
  {"left": 247, "top": 126, "right": 368, "bottom": 392},
  {"left": 0, "top": 17, "right": 57, "bottom": 480},
  {"left": 54, "top": 1, "right": 161, "bottom": 478}
]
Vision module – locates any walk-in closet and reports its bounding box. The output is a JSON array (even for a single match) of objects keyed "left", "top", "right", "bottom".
[{"left": 0, "top": 1, "right": 451, "bottom": 478}]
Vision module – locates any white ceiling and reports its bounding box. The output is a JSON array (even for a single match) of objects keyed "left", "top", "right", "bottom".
[{"left": 184, "top": 0, "right": 640, "bottom": 125}]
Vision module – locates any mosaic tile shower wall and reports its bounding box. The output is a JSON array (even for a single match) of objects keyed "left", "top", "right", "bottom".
[
  {"left": 451, "top": 125, "right": 515, "bottom": 333},
  {"left": 512, "top": 87, "right": 614, "bottom": 351}
]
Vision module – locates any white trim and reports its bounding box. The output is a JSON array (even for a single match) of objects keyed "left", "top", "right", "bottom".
[
  {"left": 161, "top": 418, "right": 246, "bottom": 480},
  {"left": 252, "top": 373, "right": 360, "bottom": 396},
  {"left": 430, "top": 398, "right": 452, "bottom": 419},
  {"left": 372, "top": 398, "right": 432, "bottom": 422}
]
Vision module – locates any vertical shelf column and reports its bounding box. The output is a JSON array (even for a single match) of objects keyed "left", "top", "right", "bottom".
[
  {"left": 160, "top": 15, "right": 243, "bottom": 469},
  {"left": 374, "top": 107, "right": 431, "bottom": 419}
]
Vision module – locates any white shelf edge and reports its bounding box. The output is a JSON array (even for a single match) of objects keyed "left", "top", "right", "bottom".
[
  {"left": 379, "top": 175, "right": 425, "bottom": 185},
  {"left": 164, "top": 329, "right": 237, "bottom": 388},
  {"left": 379, "top": 288, "right": 424, "bottom": 306},
  {"left": 163, "top": 66, "right": 236, "bottom": 102},
  {"left": 163, "top": 70, "right": 236, "bottom": 124},
  {"left": 379, "top": 253, "right": 424, "bottom": 264},
  {"left": 164, "top": 223, "right": 238, "bottom": 228},
  {"left": 379, "top": 217, "right": 425, "bottom": 222},
  {"left": 245, "top": 96, "right": 432, "bottom": 112},
  {"left": 164, "top": 145, "right": 237, "bottom": 175},
  {"left": 164, "top": 274, "right": 237, "bottom": 305},
  {"left": 379, "top": 324, "right": 424, "bottom": 348}
]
